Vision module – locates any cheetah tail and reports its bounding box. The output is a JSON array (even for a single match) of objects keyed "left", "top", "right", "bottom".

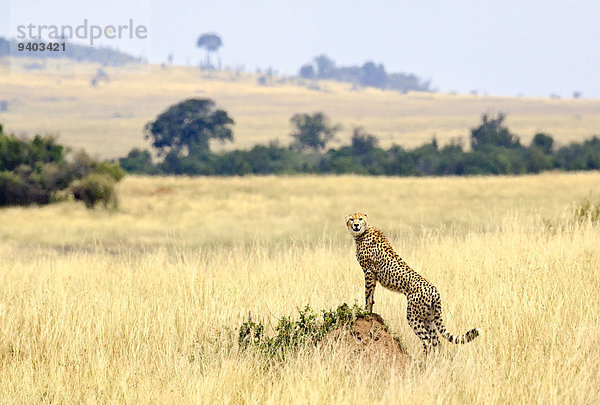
[{"left": 435, "top": 317, "right": 481, "bottom": 344}]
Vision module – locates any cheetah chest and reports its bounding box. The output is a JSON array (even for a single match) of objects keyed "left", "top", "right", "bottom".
[{"left": 356, "top": 244, "right": 408, "bottom": 293}]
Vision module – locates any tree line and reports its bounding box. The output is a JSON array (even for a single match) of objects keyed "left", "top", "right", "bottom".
[
  {"left": 119, "top": 98, "right": 600, "bottom": 176},
  {"left": 298, "top": 55, "right": 432, "bottom": 93}
]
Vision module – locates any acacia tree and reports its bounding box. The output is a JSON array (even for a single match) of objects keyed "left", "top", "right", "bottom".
[
  {"left": 289, "top": 112, "right": 341, "bottom": 151},
  {"left": 196, "top": 33, "right": 223, "bottom": 68},
  {"left": 144, "top": 98, "right": 234, "bottom": 157}
]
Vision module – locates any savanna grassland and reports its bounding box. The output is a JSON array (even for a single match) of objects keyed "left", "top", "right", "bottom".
[
  {"left": 0, "top": 172, "right": 599, "bottom": 403},
  {"left": 2, "top": 58, "right": 600, "bottom": 159}
]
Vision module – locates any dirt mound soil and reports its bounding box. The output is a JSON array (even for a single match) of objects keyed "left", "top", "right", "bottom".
[{"left": 322, "top": 313, "right": 410, "bottom": 366}]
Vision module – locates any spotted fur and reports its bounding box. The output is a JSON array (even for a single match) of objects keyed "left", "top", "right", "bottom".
[{"left": 345, "top": 212, "right": 481, "bottom": 355}]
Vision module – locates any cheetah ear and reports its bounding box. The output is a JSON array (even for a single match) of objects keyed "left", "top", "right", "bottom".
[
  {"left": 344, "top": 214, "right": 350, "bottom": 223},
  {"left": 363, "top": 213, "right": 368, "bottom": 220}
]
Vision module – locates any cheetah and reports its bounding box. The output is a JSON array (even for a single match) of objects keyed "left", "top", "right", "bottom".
[{"left": 346, "top": 212, "right": 481, "bottom": 355}]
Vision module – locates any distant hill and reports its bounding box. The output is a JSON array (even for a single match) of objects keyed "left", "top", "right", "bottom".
[{"left": 0, "top": 37, "right": 142, "bottom": 66}]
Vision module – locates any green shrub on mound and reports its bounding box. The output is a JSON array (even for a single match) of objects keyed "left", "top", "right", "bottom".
[{"left": 238, "top": 303, "right": 369, "bottom": 358}]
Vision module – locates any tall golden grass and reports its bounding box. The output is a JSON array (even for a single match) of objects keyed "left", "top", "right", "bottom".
[
  {"left": 2, "top": 58, "right": 600, "bottom": 158},
  {"left": 0, "top": 172, "right": 599, "bottom": 403}
]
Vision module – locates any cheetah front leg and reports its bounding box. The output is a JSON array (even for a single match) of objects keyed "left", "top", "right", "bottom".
[{"left": 364, "top": 269, "right": 377, "bottom": 313}]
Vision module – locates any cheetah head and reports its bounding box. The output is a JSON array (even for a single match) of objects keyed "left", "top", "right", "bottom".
[{"left": 345, "top": 212, "right": 368, "bottom": 236}]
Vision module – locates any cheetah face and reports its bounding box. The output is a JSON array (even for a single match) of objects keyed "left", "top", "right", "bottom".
[{"left": 345, "top": 212, "right": 368, "bottom": 236}]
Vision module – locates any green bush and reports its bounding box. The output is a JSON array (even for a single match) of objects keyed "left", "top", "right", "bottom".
[
  {"left": 556, "top": 136, "right": 600, "bottom": 171},
  {"left": 1, "top": 132, "right": 66, "bottom": 171},
  {"left": 95, "top": 161, "right": 125, "bottom": 182},
  {"left": 1, "top": 126, "right": 126, "bottom": 207},
  {"left": 527, "top": 148, "right": 554, "bottom": 173},
  {"left": 238, "top": 303, "right": 367, "bottom": 358},
  {"left": 118, "top": 148, "right": 159, "bottom": 174},
  {"left": 70, "top": 173, "right": 117, "bottom": 209},
  {"left": 68, "top": 150, "right": 96, "bottom": 179},
  {"left": 0, "top": 171, "right": 48, "bottom": 205},
  {"left": 39, "top": 162, "right": 73, "bottom": 190}
]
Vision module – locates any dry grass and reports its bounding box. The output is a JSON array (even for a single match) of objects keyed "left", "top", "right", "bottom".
[
  {"left": 2, "top": 58, "right": 600, "bottom": 159},
  {"left": 0, "top": 172, "right": 599, "bottom": 403}
]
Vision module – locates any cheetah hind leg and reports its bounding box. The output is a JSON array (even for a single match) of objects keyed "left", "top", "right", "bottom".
[
  {"left": 427, "top": 320, "right": 440, "bottom": 354},
  {"left": 407, "top": 317, "right": 433, "bottom": 356}
]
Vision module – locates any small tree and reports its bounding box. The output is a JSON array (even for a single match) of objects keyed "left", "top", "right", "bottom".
[
  {"left": 351, "top": 127, "right": 379, "bottom": 155},
  {"left": 531, "top": 132, "right": 554, "bottom": 154},
  {"left": 289, "top": 112, "right": 341, "bottom": 151},
  {"left": 144, "top": 98, "right": 234, "bottom": 157},
  {"left": 470, "top": 113, "right": 521, "bottom": 151}
]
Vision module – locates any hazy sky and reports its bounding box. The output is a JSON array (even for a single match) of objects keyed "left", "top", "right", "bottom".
[{"left": 2, "top": 0, "right": 599, "bottom": 97}]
